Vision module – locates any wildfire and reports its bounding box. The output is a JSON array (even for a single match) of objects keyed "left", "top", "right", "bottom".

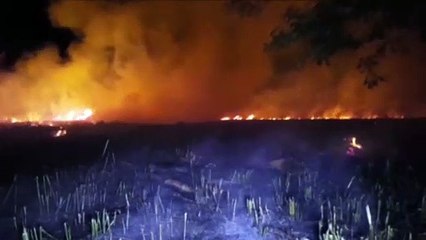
[
  {"left": 233, "top": 115, "right": 243, "bottom": 120},
  {"left": 1, "top": 108, "right": 94, "bottom": 125},
  {"left": 220, "top": 113, "right": 405, "bottom": 121},
  {"left": 52, "top": 108, "right": 94, "bottom": 122},
  {"left": 246, "top": 114, "right": 256, "bottom": 120}
]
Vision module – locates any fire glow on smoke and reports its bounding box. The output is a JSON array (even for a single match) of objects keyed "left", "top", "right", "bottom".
[{"left": 0, "top": 1, "right": 425, "bottom": 123}]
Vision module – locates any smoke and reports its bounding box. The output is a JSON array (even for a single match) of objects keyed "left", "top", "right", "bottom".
[
  {"left": 246, "top": 31, "right": 426, "bottom": 118},
  {"left": 0, "top": 1, "right": 425, "bottom": 122}
]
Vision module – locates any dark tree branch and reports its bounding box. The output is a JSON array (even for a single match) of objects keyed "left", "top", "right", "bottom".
[{"left": 265, "top": 0, "right": 426, "bottom": 88}]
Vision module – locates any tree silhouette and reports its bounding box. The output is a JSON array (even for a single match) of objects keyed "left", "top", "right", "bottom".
[{"left": 265, "top": 0, "right": 426, "bottom": 88}]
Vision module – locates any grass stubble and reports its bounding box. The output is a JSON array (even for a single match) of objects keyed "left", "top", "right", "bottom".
[{"left": 1, "top": 139, "right": 425, "bottom": 239}]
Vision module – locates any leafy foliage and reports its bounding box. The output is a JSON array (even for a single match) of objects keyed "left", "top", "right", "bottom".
[
  {"left": 266, "top": 0, "right": 426, "bottom": 88},
  {"left": 227, "top": 0, "right": 268, "bottom": 17}
]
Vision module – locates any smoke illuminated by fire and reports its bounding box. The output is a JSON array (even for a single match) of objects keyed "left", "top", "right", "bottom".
[{"left": 0, "top": 1, "right": 425, "bottom": 123}]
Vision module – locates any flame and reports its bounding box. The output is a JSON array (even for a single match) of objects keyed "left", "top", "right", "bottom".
[
  {"left": 1, "top": 108, "right": 94, "bottom": 125},
  {"left": 220, "top": 113, "right": 405, "bottom": 121},
  {"left": 350, "top": 137, "right": 362, "bottom": 149},
  {"left": 233, "top": 115, "right": 243, "bottom": 120},
  {"left": 0, "top": 1, "right": 423, "bottom": 123},
  {"left": 53, "top": 108, "right": 94, "bottom": 122},
  {"left": 52, "top": 128, "right": 67, "bottom": 138},
  {"left": 346, "top": 136, "right": 362, "bottom": 156},
  {"left": 246, "top": 114, "right": 256, "bottom": 120}
]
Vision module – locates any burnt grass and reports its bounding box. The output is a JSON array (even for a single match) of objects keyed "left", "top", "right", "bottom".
[{"left": 0, "top": 119, "right": 425, "bottom": 239}]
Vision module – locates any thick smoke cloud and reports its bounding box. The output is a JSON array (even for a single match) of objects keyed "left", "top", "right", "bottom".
[
  {"left": 247, "top": 31, "right": 426, "bottom": 118},
  {"left": 0, "top": 1, "right": 424, "bottom": 122}
]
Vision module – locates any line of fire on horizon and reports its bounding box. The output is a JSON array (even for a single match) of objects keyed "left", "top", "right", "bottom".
[
  {"left": 0, "top": 108, "right": 94, "bottom": 126},
  {"left": 220, "top": 113, "right": 405, "bottom": 121},
  {"left": 0, "top": 109, "right": 408, "bottom": 125}
]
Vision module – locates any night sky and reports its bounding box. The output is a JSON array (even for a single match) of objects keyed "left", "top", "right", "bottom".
[
  {"left": 0, "top": 0, "right": 76, "bottom": 67},
  {"left": 0, "top": 0, "right": 425, "bottom": 122}
]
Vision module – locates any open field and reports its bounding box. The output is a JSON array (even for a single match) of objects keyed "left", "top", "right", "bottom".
[{"left": 0, "top": 120, "right": 425, "bottom": 239}]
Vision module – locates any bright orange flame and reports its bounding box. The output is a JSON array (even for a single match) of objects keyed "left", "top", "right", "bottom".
[
  {"left": 233, "top": 115, "right": 243, "bottom": 120},
  {"left": 220, "top": 113, "right": 405, "bottom": 121},
  {"left": 246, "top": 114, "right": 255, "bottom": 120},
  {"left": 1, "top": 108, "right": 94, "bottom": 125},
  {"left": 53, "top": 108, "right": 94, "bottom": 122}
]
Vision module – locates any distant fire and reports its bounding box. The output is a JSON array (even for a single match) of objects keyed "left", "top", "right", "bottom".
[
  {"left": 52, "top": 108, "right": 93, "bottom": 122},
  {"left": 246, "top": 114, "right": 256, "bottom": 120},
  {"left": 220, "top": 113, "right": 405, "bottom": 121},
  {"left": 1, "top": 108, "right": 94, "bottom": 126}
]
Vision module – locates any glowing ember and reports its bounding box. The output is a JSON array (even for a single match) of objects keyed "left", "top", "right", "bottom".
[
  {"left": 350, "top": 137, "right": 362, "bottom": 149},
  {"left": 220, "top": 116, "right": 231, "bottom": 121},
  {"left": 346, "top": 137, "right": 363, "bottom": 156},
  {"left": 52, "top": 128, "right": 67, "bottom": 138}
]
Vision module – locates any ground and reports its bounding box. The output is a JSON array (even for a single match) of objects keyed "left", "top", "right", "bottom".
[{"left": 0, "top": 120, "right": 425, "bottom": 239}]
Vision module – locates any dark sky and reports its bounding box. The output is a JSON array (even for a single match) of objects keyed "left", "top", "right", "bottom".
[{"left": 0, "top": 0, "right": 75, "bottom": 67}]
